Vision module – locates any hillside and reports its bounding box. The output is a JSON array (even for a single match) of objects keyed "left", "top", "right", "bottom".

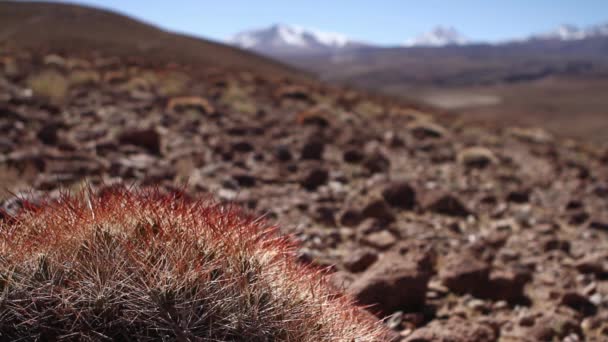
[
  {"left": 277, "top": 37, "right": 608, "bottom": 143},
  {"left": 0, "top": 1, "right": 306, "bottom": 79},
  {"left": 1, "top": 2, "right": 608, "bottom": 341}
]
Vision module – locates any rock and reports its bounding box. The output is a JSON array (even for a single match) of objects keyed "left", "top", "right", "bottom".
[
  {"left": 301, "top": 140, "right": 324, "bottom": 160},
  {"left": 361, "top": 230, "right": 397, "bottom": 250},
  {"left": 361, "top": 199, "right": 395, "bottom": 223},
  {"left": 508, "top": 127, "right": 552, "bottom": 144},
  {"left": 589, "top": 219, "right": 608, "bottom": 232},
  {"left": 37, "top": 122, "right": 63, "bottom": 145},
  {"left": 528, "top": 311, "right": 582, "bottom": 341},
  {"left": 362, "top": 152, "right": 390, "bottom": 174},
  {"left": 296, "top": 106, "right": 330, "bottom": 127},
  {"left": 409, "top": 121, "right": 447, "bottom": 139},
  {"left": 300, "top": 168, "right": 329, "bottom": 191},
  {"left": 575, "top": 254, "right": 607, "bottom": 276},
  {"left": 458, "top": 146, "right": 497, "bottom": 168},
  {"left": 542, "top": 238, "right": 571, "bottom": 253},
  {"left": 382, "top": 181, "right": 416, "bottom": 210},
  {"left": 560, "top": 292, "right": 598, "bottom": 317},
  {"left": 405, "top": 318, "right": 497, "bottom": 342},
  {"left": 275, "top": 85, "right": 310, "bottom": 101},
  {"left": 356, "top": 218, "right": 384, "bottom": 234},
  {"left": 312, "top": 206, "right": 336, "bottom": 226},
  {"left": 343, "top": 148, "right": 364, "bottom": 163},
  {"left": 274, "top": 145, "right": 292, "bottom": 162},
  {"left": 343, "top": 249, "right": 378, "bottom": 273},
  {"left": 506, "top": 189, "right": 530, "bottom": 203},
  {"left": 232, "top": 173, "right": 256, "bottom": 187},
  {"left": 118, "top": 127, "right": 161, "bottom": 155},
  {"left": 231, "top": 141, "right": 254, "bottom": 153},
  {"left": 339, "top": 209, "right": 363, "bottom": 227},
  {"left": 487, "top": 268, "right": 531, "bottom": 303},
  {"left": 167, "top": 96, "right": 214, "bottom": 114},
  {"left": 348, "top": 251, "right": 432, "bottom": 316},
  {"left": 328, "top": 271, "right": 355, "bottom": 292},
  {"left": 439, "top": 252, "right": 490, "bottom": 295},
  {"left": 422, "top": 192, "right": 471, "bottom": 218}
]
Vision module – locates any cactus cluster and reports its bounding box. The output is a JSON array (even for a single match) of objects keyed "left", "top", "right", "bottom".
[{"left": 0, "top": 187, "right": 387, "bottom": 341}]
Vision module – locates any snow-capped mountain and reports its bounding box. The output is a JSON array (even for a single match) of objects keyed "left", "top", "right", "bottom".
[
  {"left": 530, "top": 23, "right": 608, "bottom": 41},
  {"left": 403, "top": 26, "right": 469, "bottom": 47},
  {"left": 230, "top": 24, "right": 368, "bottom": 56}
]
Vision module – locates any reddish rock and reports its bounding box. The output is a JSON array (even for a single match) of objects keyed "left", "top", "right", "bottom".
[
  {"left": 300, "top": 168, "right": 329, "bottom": 191},
  {"left": 382, "top": 182, "right": 416, "bottom": 210},
  {"left": 118, "top": 127, "right": 161, "bottom": 155},
  {"left": 361, "top": 230, "right": 397, "bottom": 250},
  {"left": 528, "top": 311, "right": 582, "bottom": 341},
  {"left": 343, "top": 148, "right": 364, "bottom": 163},
  {"left": 361, "top": 199, "right": 395, "bottom": 223},
  {"left": 439, "top": 253, "right": 490, "bottom": 295},
  {"left": 343, "top": 249, "right": 378, "bottom": 273},
  {"left": 487, "top": 268, "right": 531, "bottom": 303},
  {"left": 362, "top": 152, "right": 390, "bottom": 173},
  {"left": 301, "top": 140, "right": 324, "bottom": 160},
  {"left": 422, "top": 191, "right": 471, "bottom": 217},
  {"left": 348, "top": 251, "right": 432, "bottom": 316},
  {"left": 405, "top": 318, "right": 497, "bottom": 342},
  {"left": 560, "top": 291, "right": 598, "bottom": 317}
]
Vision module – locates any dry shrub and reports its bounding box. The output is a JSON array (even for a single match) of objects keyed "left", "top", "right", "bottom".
[
  {"left": 157, "top": 71, "right": 190, "bottom": 96},
  {"left": 68, "top": 70, "right": 101, "bottom": 86},
  {"left": 220, "top": 83, "right": 257, "bottom": 115},
  {"left": 26, "top": 69, "right": 69, "bottom": 104},
  {"left": 0, "top": 186, "right": 387, "bottom": 341}
]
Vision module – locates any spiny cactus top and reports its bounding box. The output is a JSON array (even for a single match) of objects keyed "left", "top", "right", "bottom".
[{"left": 0, "top": 186, "right": 388, "bottom": 341}]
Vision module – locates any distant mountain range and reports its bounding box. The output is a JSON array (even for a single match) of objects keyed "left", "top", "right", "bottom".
[
  {"left": 230, "top": 24, "right": 368, "bottom": 56},
  {"left": 403, "top": 26, "right": 469, "bottom": 47},
  {"left": 230, "top": 23, "right": 608, "bottom": 55}
]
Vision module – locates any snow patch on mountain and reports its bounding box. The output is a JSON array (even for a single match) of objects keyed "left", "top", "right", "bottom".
[{"left": 404, "top": 26, "right": 469, "bottom": 47}]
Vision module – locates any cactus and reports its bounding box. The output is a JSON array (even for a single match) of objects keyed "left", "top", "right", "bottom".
[{"left": 0, "top": 186, "right": 387, "bottom": 341}]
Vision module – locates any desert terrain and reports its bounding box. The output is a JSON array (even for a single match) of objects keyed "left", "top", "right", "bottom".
[{"left": 1, "top": 2, "right": 608, "bottom": 341}]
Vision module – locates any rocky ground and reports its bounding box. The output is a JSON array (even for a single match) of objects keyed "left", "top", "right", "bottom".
[{"left": 1, "top": 50, "right": 608, "bottom": 341}]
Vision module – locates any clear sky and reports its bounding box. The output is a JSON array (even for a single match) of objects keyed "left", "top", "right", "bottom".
[{"left": 53, "top": 0, "right": 608, "bottom": 45}]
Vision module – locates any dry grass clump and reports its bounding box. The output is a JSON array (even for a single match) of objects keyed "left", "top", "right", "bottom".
[
  {"left": 26, "top": 69, "right": 69, "bottom": 104},
  {"left": 0, "top": 186, "right": 387, "bottom": 341}
]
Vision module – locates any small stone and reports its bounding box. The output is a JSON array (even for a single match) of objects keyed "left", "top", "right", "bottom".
[
  {"left": 118, "top": 127, "right": 161, "bottom": 155},
  {"left": 405, "top": 318, "right": 496, "bottom": 342},
  {"left": 362, "top": 230, "right": 397, "bottom": 250},
  {"left": 409, "top": 121, "right": 447, "bottom": 139},
  {"left": 560, "top": 292, "right": 597, "bottom": 316},
  {"left": 343, "top": 249, "right": 378, "bottom": 273},
  {"left": 275, "top": 145, "right": 292, "bottom": 162},
  {"left": 231, "top": 174, "right": 256, "bottom": 188},
  {"left": 506, "top": 189, "right": 530, "bottom": 203},
  {"left": 361, "top": 199, "right": 395, "bottom": 223},
  {"left": 343, "top": 149, "right": 364, "bottom": 163},
  {"left": 589, "top": 220, "right": 608, "bottom": 232},
  {"left": 301, "top": 140, "right": 324, "bottom": 160},
  {"left": 458, "top": 146, "right": 497, "bottom": 168},
  {"left": 339, "top": 209, "right": 363, "bottom": 227},
  {"left": 231, "top": 141, "right": 254, "bottom": 153},
  {"left": 362, "top": 152, "right": 390, "bottom": 174},
  {"left": 382, "top": 182, "right": 416, "bottom": 210},
  {"left": 439, "top": 252, "right": 490, "bottom": 296},
  {"left": 348, "top": 251, "right": 431, "bottom": 316},
  {"left": 385, "top": 311, "right": 404, "bottom": 330},
  {"left": 422, "top": 191, "right": 471, "bottom": 218},
  {"left": 300, "top": 168, "right": 329, "bottom": 191}
]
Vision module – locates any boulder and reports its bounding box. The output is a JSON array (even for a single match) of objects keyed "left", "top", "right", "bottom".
[{"left": 348, "top": 251, "right": 432, "bottom": 316}]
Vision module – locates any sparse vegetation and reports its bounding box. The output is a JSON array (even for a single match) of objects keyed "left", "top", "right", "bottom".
[
  {"left": 0, "top": 187, "right": 387, "bottom": 341},
  {"left": 26, "top": 69, "right": 69, "bottom": 104}
]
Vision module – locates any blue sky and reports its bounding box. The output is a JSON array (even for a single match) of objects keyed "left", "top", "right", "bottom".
[{"left": 60, "top": 0, "right": 608, "bottom": 44}]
